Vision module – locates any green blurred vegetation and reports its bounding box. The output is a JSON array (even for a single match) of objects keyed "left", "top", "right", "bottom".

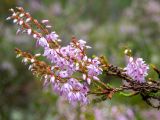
[{"left": 1, "top": 0, "right": 160, "bottom": 120}]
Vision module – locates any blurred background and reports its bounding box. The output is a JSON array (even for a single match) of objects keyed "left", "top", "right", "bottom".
[{"left": 1, "top": 0, "right": 160, "bottom": 120}]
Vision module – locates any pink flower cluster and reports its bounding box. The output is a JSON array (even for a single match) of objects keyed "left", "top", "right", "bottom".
[
  {"left": 39, "top": 32, "right": 102, "bottom": 105},
  {"left": 7, "top": 7, "right": 102, "bottom": 104},
  {"left": 52, "top": 77, "right": 89, "bottom": 105},
  {"left": 7, "top": 8, "right": 103, "bottom": 104},
  {"left": 124, "top": 57, "right": 149, "bottom": 83}
]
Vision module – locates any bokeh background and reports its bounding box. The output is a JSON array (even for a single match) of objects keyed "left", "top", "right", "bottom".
[{"left": 1, "top": 0, "right": 160, "bottom": 120}]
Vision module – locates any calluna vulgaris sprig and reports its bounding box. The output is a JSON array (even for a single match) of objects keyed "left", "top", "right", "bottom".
[{"left": 7, "top": 7, "right": 160, "bottom": 108}]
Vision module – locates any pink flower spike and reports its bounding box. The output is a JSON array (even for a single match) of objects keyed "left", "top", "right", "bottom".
[{"left": 9, "top": 8, "right": 14, "bottom": 12}]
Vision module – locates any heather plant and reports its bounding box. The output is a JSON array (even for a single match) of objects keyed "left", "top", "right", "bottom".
[{"left": 6, "top": 7, "right": 160, "bottom": 108}]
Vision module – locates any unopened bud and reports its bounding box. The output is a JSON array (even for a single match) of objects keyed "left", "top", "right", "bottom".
[
  {"left": 44, "top": 75, "right": 48, "bottom": 79},
  {"left": 27, "top": 29, "right": 32, "bottom": 35},
  {"left": 86, "top": 46, "right": 91, "bottom": 49},
  {"left": 50, "top": 76, "right": 55, "bottom": 83},
  {"left": 82, "top": 74, "right": 86, "bottom": 80},
  {"left": 12, "top": 12, "right": 16, "bottom": 17},
  {"left": 31, "top": 58, "right": 35, "bottom": 63},
  {"left": 35, "top": 53, "right": 41, "bottom": 57},
  {"left": 9, "top": 8, "right": 14, "bottom": 12},
  {"left": 93, "top": 76, "right": 99, "bottom": 81},
  {"left": 16, "top": 7, "right": 24, "bottom": 11},
  {"left": 33, "top": 34, "right": 38, "bottom": 39},
  {"left": 26, "top": 18, "right": 31, "bottom": 23},
  {"left": 87, "top": 78, "right": 91, "bottom": 85},
  {"left": 13, "top": 19, "right": 18, "bottom": 23},
  {"left": 148, "top": 81, "right": 152, "bottom": 85},
  {"left": 19, "top": 13, "right": 24, "bottom": 17},
  {"left": 16, "top": 28, "right": 21, "bottom": 35},
  {"left": 16, "top": 54, "right": 21, "bottom": 58},
  {"left": 88, "top": 58, "right": 91, "bottom": 62},
  {"left": 46, "top": 25, "right": 52, "bottom": 28},
  {"left": 124, "top": 48, "right": 132, "bottom": 56},
  {"left": 22, "top": 58, "right": 28, "bottom": 63},
  {"left": 6, "top": 17, "right": 11, "bottom": 20},
  {"left": 28, "top": 65, "right": 33, "bottom": 70},
  {"left": 41, "top": 20, "right": 49, "bottom": 24},
  {"left": 19, "top": 20, "right": 23, "bottom": 25}
]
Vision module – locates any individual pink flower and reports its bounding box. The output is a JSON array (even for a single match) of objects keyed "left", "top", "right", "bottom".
[
  {"left": 37, "top": 37, "right": 49, "bottom": 47},
  {"left": 59, "top": 70, "right": 69, "bottom": 78},
  {"left": 46, "top": 31, "right": 59, "bottom": 41}
]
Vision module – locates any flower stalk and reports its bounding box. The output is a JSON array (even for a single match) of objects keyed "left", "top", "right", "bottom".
[{"left": 7, "top": 7, "right": 160, "bottom": 108}]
